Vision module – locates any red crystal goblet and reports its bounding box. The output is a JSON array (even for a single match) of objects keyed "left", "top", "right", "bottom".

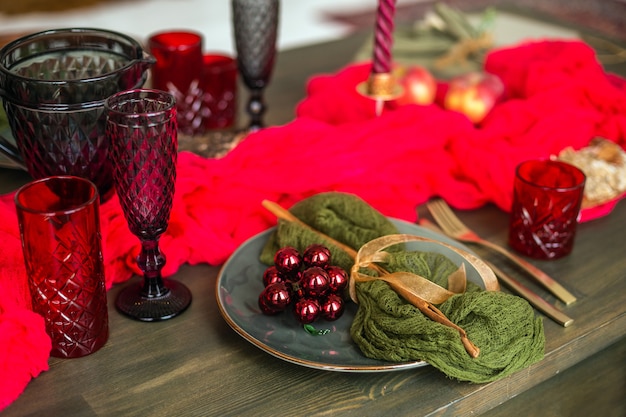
[{"left": 105, "top": 89, "right": 191, "bottom": 321}]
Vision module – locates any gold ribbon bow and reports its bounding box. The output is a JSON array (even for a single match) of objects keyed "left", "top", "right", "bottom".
[
  {"left": 349, "top": 234, "right": 499, "bottom": 358},
  {"left": 349, "top": 234, "right": 499, "bottom": 305}
]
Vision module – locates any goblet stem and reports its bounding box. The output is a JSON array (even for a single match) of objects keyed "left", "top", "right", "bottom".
[
  {"left": 247, "top": 88, "right": 266, "bottom": 131},
  {"left": 137, "top": 238, "right": 170, "bottom": 298},
  {"left": 115, "top": 236, "right": 191, "bottom": 321}
]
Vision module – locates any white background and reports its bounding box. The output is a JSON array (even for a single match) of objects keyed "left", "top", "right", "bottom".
[{"left": 0, "top": 0, "right": 426, "bottom": 53}]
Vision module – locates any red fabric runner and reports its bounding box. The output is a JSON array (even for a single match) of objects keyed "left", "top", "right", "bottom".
[{"left": 1, "top": 39, "right": 625, "bottom": 410}]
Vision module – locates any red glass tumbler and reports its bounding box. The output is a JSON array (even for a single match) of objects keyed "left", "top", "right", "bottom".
[
  {"left": 148, "top": 30, "right": 203, "bottom": 94},
  {"left": 148, "top": 30, "right": 204, "bottom": 135},
  {"left": 508, "top": 160, "right": 586, "bottom": 259},
  {"left": 201, "top": 54, "right": 237, "bottom": 130},
  {"left": 15, "top": 176, "right": 109, "bottom": 358}
]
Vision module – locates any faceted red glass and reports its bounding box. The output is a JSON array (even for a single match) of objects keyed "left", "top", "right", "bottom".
[
  {"left": 15, "top": 176, "right": 109, "bottom": 358},
  {"left": 148, "top": 31, "right": 204, "bottom": 96},
  {"left": 508, "top": 160, "right": 586, "bottom": 259},
  {"left": 148, "top": 31, "right": 238, "bottom": 135},
  {"left": 201, "top": 54, "right": 237, "bottom": 130}
]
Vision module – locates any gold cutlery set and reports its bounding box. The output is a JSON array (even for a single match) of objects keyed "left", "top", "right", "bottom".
[{"left": 423, "top": 199, "right": 575, "bottom": 327}]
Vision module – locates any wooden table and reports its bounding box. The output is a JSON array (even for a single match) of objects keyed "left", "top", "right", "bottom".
[{"left": 2, "top": 11, "right": 625, "bottom": 417}]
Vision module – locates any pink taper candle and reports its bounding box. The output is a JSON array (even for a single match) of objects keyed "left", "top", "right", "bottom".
[{"left": 372, "top": 0, "right": 396, "bottom": 74}]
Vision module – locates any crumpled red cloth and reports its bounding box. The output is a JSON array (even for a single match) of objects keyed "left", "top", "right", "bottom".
[
  {"left": 0, "top": 200, "right": 51, "bottom": 411},
  {"left": 1, "top": 39, "right": 625, "bottom": 410},
  {"left": 298, "top": 40, "right": 626, "bottom": 213}
]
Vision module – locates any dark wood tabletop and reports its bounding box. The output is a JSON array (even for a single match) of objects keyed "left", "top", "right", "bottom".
[{"left": 1, "top": 8, "right": 625, "bottom": 417}]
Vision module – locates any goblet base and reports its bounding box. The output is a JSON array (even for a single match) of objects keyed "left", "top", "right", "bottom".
[{"left": 115, "top": 279, "right": 192, "bottom": 322}]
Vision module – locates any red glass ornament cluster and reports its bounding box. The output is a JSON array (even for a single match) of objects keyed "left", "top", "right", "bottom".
[{"left": 258, "top": 244, "right": 349, "bottom": 324}]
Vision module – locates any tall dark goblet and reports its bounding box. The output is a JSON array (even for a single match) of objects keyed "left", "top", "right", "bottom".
[
  {"left": 232, "top": 0, "right": 279, "bottom": 131},
  {"left": 105, "top": 89, "right": 192, "bottom": 321}
]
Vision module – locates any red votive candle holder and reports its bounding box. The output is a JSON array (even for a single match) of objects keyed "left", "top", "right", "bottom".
[
  {"left": 148, "top": 30, "right": 203, "bottom": 94},
  {"left": 148, "top": 30, "right": 204, "bottom": 135},
  {"left": 148, "top": 31, "right": 238, "bottom": 134},
  {"left": 201, "top": 53, "right": 238, "bottom": 130},
  {"left": 508, "top": 160, "right": 586, "bottom": 260},
  {"left": 15, "top": 176, "right": 109, "bottom": 358}
]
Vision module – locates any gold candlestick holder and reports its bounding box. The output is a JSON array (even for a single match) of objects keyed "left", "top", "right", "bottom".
[{"left": 356, "top": 72, "right": 403, "bottom": 115}]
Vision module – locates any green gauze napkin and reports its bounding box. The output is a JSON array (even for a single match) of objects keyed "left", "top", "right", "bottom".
[
  {"left": 352, "top": 251, "right": 545, "bottom": 383},
  {"left": 260, "top": 192, "right": 545, "bottom": 383},
  {"left": 260, "top": 192, "right": 399, "bottom": 271}
]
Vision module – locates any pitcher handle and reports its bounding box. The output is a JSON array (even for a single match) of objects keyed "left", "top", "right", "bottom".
[
  {"left": 0, "top": 133, "right": 27, "bottom": 170},
  {"left": 139, "top": 51, "right": 157, "bottom": 70}
]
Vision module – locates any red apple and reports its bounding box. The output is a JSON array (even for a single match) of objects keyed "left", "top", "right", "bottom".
[
  {"left": 395, "top": 65, "right": 437, "bottom": 106},
  {"left": 443, "top": 72, "right": 504, "bottom": 124}
]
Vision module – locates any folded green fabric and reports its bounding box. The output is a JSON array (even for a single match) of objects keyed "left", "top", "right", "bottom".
[
  {"left": 260, "top": 192, "right": 545, "bottom": 383},
  {"left": 352, "top": 251, "right": 544, "bottom": 383},
  {"left": 260, "top": 192, "right": 398, "bottom": 272}
]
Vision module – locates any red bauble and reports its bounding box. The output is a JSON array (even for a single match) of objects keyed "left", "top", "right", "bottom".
[
  {"left": 262, "top": 265, "right": 285, "bottom": 287},
  {"left": 300, "top": 266, "right": 330, "bottom": 298},
  {"left": 293, "top": 298, "right": 321, "bottom": 324},
  {"left": 325, "top": 265, "right": 348, "bottom": 294},
  {"left": 260, "top": 245, "right": 350, "bottom": 325},
  {"left": 321, "top": 294, "right": 345, "bottom": 321},
  {"left": 258, "top": 282, "right": 291, "bottom": 315},
  {"left": 273, "top": 246, "right": 302, "bottom": 276},
  {"left": 302, "top": 244, "right": 332, "bottom": 268}
]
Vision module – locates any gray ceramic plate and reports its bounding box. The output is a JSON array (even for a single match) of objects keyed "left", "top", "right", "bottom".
[{"left": 216, "top": 218, "right": 477, "bottom": 372}]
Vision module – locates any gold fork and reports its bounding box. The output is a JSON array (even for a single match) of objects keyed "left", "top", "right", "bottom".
[
  {"left": 426, "top": 199, "right": 577, "bottom": 305},
  {"left": 419, "top": 219, "right": 573, "bottom": 326}
]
